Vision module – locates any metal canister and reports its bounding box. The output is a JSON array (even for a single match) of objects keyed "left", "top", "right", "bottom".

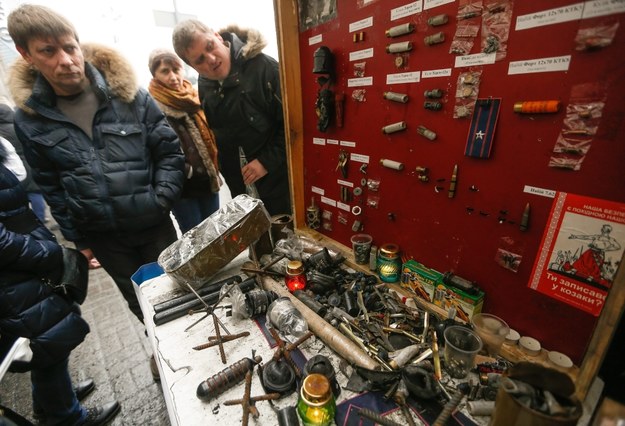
[{"left": 376, "top": 243, "right": 401, "bottom": 283}]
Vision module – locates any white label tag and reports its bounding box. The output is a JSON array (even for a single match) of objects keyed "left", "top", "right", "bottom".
[
  {"left": 321, "top": 196, "right": 337, "bottom": 207},
  {"left": 337, "top": 202, "right": 351, "bottom": 212},
  {"left": 455, "top": 52, "right": 496, "bottom": 68},
  {"left": 422, "top": 68, "right": 452, "bottom": 78},
  {"left": 351, "top": 153, "right": 370, "bottom": 163},
  {"left": 350, "top": 17, "right": 374, "bottom": 32},
  {"left": 313, "top": 137, "right": 325, "bottom": 145},
  {"left": 582, "top": 0, "right": 625, "bottom": 18},
  {"left": 309, "top": 34, "right": 323, "bottom": 45},
  {"left": 348, "top": 77, "right": 374, "bottom": 87},
  {"left": 338, "top": 179, "right": 354, "bottom": 187},
  {"left": 515, "top": 3, "right": 584, "bottom": 30},
  {"left": 508, "top": 55, "right": 571, "bottom": 75},
  {"left": 391, "top": 1, "right": 423, "bottom": 20},
  {"left": 523, "top": 185, "right": 557, "bottom": 198},
  {"left": 327, "top": 139, "right": 339, "bottom": 145},
  {"left": 424, "top": 0, "right": 454, "bottom": 10},
  {"left": 349, "top": 48, "right": 374, "bottom": 61},
  {"left": 312, "top": 186, "right": 324, "bottom": 195},
  {"left": 340, "top": 140, "right": 356, "bottom": 147},
  {"left": 386, "top": 71, "right": 421, "bottom": 84}
]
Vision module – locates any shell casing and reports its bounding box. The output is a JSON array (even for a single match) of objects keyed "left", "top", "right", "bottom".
[
  {"left": 428, "top": 14, "right": 449, "bottom": 27},
  {"left": 424, "top": 89, "right": 444, "bottom": 99},
  {"left": 382, "top": 121, "right": 407, "bottom": 134},
  {"left": 385, "top": 23, "right": 415, "bottom": 38},
  {"left": 424, "top": 101, "right": 443, "bottom": 111},
  {"left": 383, "top": 91, "right": 409, "bottom": 103},
  {"left": 424, "top": 32, "right": 445, "bottom": 46},
  {"left": 417, "top": 125, "right": 437, "bottom": 140},
  {"left": 386, "top": 41, "right": 413, "bottom": 53},
  {"left": 380, "top": 159, "right": 405, "bottom": 171}
]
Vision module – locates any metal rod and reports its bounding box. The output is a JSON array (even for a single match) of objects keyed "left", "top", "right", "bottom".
[
  {"left": 400, "top": 404, "right": 417, "bottom": 426},
  {"left": 154, "top": 275, "right": 242, "bottom": 313},
  {"left": 433, "top": 389, "right": 464, "bottom": 426},
  {"left": 241, "top": 371, "right": 253, "bottom": 426},
  {"left": 358, "top": 408, "right": 403, "bottom": 426},
  {"left": 260, "top": 254, "right": 287, "bottom": 271},
  {"left": 193, "top": 332, "right": 250, "bottom": 351},
  {"left": 212, "top": 313, "right": 227, "bottom": 364},
  {"left": 224, "top": 392, "right": 281, "bottom": 406},
  {"left": 154, "top": 279, "right": 254, "bottom": 326},
  {"left": 184, "top": 282, "right": 240, "bottom": 332}
]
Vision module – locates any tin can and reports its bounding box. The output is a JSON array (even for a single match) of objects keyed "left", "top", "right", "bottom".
[{"left": 377, "top": 243, "right": 401, "bottom": 283}]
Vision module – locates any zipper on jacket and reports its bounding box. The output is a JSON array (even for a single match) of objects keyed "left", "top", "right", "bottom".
[{"left": 267, "top": 82, "right": 282, "bottom": 105}]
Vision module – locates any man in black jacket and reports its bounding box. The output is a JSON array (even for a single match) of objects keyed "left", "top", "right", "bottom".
[
  {"left": 7, "top": 4, "right": 184, "bottom": 326},
  {"left": 172, "top": 20, "right": 291, "bottom": 216}
]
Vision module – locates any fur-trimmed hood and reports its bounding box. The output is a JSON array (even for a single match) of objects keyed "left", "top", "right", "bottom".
[
  {"left": 152, "top": 99, "right": 187, "bottom": 120},
  {"left": 220, "top": 25, "right": 267, "bottom": 60},
  {"left": 8, "top": 43, "right": 138, "bottom": 115}
]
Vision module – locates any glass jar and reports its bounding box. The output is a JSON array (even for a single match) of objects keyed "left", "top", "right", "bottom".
[
  {"left": 297, "top": 373, "right": 336, "bottom": 426},
  {"left": 285, "top": 260, "right": 307, "bottom": 292},
  {"left": 377, "top": 243, "right": 401, "bottom": 283}
]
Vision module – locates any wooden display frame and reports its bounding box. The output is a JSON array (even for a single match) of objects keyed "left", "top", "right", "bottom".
[{"left": 273, "top": 0, "right": 625, "bottom": 400}]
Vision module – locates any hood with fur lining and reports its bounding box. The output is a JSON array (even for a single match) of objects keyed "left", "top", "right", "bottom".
[
  {"left": 8, "top": 43, "right": 138, "bottom": 115},
  {"left": 220, "top": 25, "right": 267, "bottom": 59}
]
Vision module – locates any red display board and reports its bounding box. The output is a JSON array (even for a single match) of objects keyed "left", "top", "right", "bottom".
[{"left": 297, "top": 0, "right": 625, "bottom": 363}]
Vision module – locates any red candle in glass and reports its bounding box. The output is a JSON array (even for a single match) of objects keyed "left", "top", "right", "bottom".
[{"left": 285, "top": 260, "right": 307, "bottom": 292}]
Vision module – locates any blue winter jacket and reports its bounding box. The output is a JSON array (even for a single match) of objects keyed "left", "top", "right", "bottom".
[
  {"left": 8, "top": 43, "right": 184, "bottom": 243},
  {"left": 0, "top": 163, "right": 89, "bottom": 372}
]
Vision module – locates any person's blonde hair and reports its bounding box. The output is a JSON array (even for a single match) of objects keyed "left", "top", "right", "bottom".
[
  {"left": 7, "top": 4, "right": 79, "bottom": 51},
  {"left": 172, "top": 19, "right": 212, "bottom": 64}
]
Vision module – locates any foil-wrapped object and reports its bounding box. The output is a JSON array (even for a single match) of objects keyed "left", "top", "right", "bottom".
[{"left": 158, "top": 195, "right": 271, "bottom": 291}]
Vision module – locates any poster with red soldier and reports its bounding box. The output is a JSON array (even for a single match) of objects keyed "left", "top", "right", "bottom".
[{"left": 529, "top": 192, "right": 625, "bottom": 316}]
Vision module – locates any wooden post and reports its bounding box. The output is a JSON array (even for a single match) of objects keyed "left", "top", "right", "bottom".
[
  {"left": 273, "top": 0, "right": 305, "bottom": 228},
  {"left": 576, "top": 250, "right": 625, "bottom": 399}
]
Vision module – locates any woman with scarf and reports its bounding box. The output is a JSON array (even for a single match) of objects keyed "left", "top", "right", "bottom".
[{"left": 148, "top": 49, "right": 221, "bottom": 234}]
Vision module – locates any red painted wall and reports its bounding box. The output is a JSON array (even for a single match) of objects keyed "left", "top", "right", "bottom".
[{"left": 297, "top": 0, "right": 625, "bottom": 364}]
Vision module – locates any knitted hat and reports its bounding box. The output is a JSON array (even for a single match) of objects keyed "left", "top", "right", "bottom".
[{"left": 148, "top": 49, "right": 183, "bottom": 76}]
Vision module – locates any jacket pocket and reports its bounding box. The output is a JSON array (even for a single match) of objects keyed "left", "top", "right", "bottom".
[
  {"left": 99, "top": 124, "right": 144, "bottom": 161},
  {"left": 30, "top": 128, "right": 70, "bottom": 147},
  {"left": 240, "top": 92, "right": 271, "bottom": 135}
]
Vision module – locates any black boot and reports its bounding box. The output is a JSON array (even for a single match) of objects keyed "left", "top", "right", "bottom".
[
  {"left": 82, "top": 402, "right": 120, "bottom": 426},
  {"left": 74, "top": 379, "right": 95, "bottom": 401}
]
